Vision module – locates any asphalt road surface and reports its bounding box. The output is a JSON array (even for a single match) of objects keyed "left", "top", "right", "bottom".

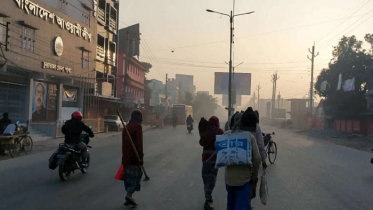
[{"left": 1, "top": 125, "right": 373, "bottom": 210}]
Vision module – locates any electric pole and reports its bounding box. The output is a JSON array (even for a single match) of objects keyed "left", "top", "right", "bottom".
[
  {"left": 271, "top": 73, "right": 279, "bottom": 119},
  {"left": 257, "top": 85, "right": 261, "bottom": 110},
  {"left": 253, "top": 92, "right": 256, "bottom": 110},
  {"left": 165, "top": 73, "right": 168, "bottom": 103},
  {"left": 307, "top": 42, "right": 319, "bottom": 124}
]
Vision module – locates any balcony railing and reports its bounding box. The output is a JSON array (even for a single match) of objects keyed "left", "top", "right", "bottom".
[
  {"left": 97, "top": 8, "right": 105, "bottom": 25},
  {"left": 109, "top": 18, "right": 117, "bottom": 34},
  {"left": 96, "top": 45, "right": 105, "bottom": 61}
]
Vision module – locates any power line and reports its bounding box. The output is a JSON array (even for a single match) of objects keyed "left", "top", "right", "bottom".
[
  {"left": 318, "top": 7, "right": 373, "bottom": 51},
  {"left": 150, "top": 15, "right": 366, "bottom": 52},
  {"left": 317, "top": 0, "right": 372, "bottom": 43}
]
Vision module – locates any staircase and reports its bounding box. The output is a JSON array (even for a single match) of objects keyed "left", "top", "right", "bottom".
[{"left": 28, "top": 127, "right": 54, "bottom": 142}]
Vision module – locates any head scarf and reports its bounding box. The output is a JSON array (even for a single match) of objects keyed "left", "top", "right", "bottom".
[
  {"left": 208, "top": 116, "right": 220, "bottom": 127},
  {"left": 240, "top": 107, "right": 257, "bottom": 132},
  {"left": 130, "top": 110, "right": 143, "bottom": 123}
]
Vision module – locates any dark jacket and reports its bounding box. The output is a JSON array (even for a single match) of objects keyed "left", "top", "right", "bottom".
[
  {"left": 122, "top": 122, "right": 144, "bottom": 167},
  {"left": 186, "top": 116, "right": 194, "bottom": 124},
  {"left": 62, "top": 119, "right": 94, "bottom": 144},
  {"left": 0, "top": 117, "right": 11, "bottom": 134},
  {"left": 199, "top": 116, "right": 224, "bottom": 163}
]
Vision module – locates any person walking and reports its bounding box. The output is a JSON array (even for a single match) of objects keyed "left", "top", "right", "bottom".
[
  {"left": 253, "top": 110, "right": 267, "bottom": 169},
  {"left": 199, "top": 116, "right": 224, "bottom": 210},
  {"left": 0, "top": 112, "right": 12, "bottom": 134},
  {"left": 122, "top": 110, "right": 144, "bottom": 207},
  {"left": 225, "top": 107, "right": 261, "bottom": 210}
]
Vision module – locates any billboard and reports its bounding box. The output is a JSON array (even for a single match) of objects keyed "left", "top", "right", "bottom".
[
  {"left": 119, "top": 24, "right": 140, "bottom": 57},
  {"left": 214, "top": 72, "right": 251, "bottom": 95},
  {"left": 222, "top": 94, "right": 242, "bottom": 107}
]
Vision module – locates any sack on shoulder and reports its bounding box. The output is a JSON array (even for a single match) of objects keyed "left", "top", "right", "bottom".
[{"left": 215, "top": 131, "right": 252, "bottom": 168}]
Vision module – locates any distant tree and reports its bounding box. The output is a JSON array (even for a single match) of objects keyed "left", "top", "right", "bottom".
[
  {"left": 141, "top": 62, "right": 153, "bottom": 74},
  {"left": 193, "top": 92, "right": 218, "bottom": 119},
  {"left": 364, "top": 34, "right": 373, "bottom": 56},
  {"left": 144, "top": 80, "right": 152, "bottom": 106},
  {"left": 314, "top": 35, "right": 370, "bottom": 119},
  {"left": 180, "top": 92, "right": 194, "bottom": 105}
]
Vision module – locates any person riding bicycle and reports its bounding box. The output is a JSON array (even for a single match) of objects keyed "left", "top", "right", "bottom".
[{"left": 61, "top": 111, "right": 94, "bottom": 168}]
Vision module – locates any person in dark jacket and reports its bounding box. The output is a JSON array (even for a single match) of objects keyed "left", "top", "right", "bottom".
[
  {"left": 122, "top": 110, "right": 144, "bottom": 206},
  {"left": 199, "top": 116, "right": 224, "bottom": 210},
  {"left": 0, "top": 112, "right": 12, "bottom": 134},
  {"left": 61, "top": 111, "right": 94, "bottom": 167}
]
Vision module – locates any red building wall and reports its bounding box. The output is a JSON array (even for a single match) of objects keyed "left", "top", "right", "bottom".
[{"left": 117, "top": 53, "right": 145, "bottom": 103}]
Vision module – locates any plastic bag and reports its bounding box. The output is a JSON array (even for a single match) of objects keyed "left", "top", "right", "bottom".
[
  {"left": 48, "top": 151, "right": 58, "bottom": 170},
  {"left": 215, "top": 131, "right": 252, "bottom": 168},
  {"left": 115, "top": 164, "right": 125, "bottom": 181},
  {"left": 259, "top": 169, "right": 268, "bottom": 205}
]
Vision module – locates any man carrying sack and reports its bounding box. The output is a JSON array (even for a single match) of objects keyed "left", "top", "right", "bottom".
[
  {"left": 122, "top": 110, "right": 144, "bottom": 207},
  {"left": 223, "top": 107, "right": 261, "bottom": 210}
]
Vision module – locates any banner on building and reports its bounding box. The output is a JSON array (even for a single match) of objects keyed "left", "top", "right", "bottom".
[
  {"left": 214, "top": 72, "right": 251, "bottom": 95},
  {"left": 63, "top": 89, "right": 77, "bottom": 102},
  {"left": 32, "top": 82, "right": 57, "bottom": 122}
]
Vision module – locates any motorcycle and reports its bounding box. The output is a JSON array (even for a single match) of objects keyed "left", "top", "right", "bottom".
[
  {"left": 187, "top": 123, "right": 193, "bottom": 133},
  {"left": 49, "top": 131, "right": 92, "bottom": 181}
]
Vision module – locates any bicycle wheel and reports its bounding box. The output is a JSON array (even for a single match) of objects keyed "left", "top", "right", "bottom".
[
  {"left": 8, "top": 137, "right": 22, "bottom": 158},
  {"left": 22, "top": 136, "right": 33, "bottom": 154},
  {"left": 268, "top": 141, "right": 277, "bottom": 164}
]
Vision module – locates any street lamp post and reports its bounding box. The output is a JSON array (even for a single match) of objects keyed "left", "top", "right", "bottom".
[{"left": 207, "top": 9, "right": 254, "bottom": 119}]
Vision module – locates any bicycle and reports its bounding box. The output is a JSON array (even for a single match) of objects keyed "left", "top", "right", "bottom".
[{"left": 264, "top": 132, "right": 277, "bottom": 164}]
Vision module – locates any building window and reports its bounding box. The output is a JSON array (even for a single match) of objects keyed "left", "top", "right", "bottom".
[
  {"left": 58, "top": 0, "right": 67, "bottom": 12},
  {"left": 21, "top": 26, "right": 34, "bottom": 52},
  {"left": 82, "top": 12, "right": 90, "bottom": 27},
  {"left": 82, "top": 51, "right": 89, "bottom": 69}
]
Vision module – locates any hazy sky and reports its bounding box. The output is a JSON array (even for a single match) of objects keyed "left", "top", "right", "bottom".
[{"left": 119, "top": 0, "right": 373, "bottom": 105}]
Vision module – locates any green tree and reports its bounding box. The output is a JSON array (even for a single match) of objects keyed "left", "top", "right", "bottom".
[
  {"left": 180, "top": 92, "right": 194, "bottom": 105},
  {"left": 141, "top": 62, "right": 153, "bottom": 73},
  {"left": 193, "top": 92, "right": 218, "bottom": 119},
  {"left": 315, "top": 35, "right": 370, "bottom": 119}
]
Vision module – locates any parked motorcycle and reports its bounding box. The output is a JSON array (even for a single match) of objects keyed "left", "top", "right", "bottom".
[
  {"left": 187, "top": 123, "right": 193, "bottom": 133},
  {"left": 49, "top": 131, "right": 92, "bottom": 181}
]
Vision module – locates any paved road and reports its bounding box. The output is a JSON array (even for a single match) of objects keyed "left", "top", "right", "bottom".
[{"left": 1, "top": 125, "right": 373, "bottom": 210}]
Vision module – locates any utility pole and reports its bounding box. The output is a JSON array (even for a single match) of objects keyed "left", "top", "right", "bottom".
[
  {"left": 228, "top": 10, "right": 233, "bottom": 119},
  {"left": 271, "top": 73, "right": 279, "bottom": 119},
  {"left": 257, "top": 85, "right": 261, "bottom": 110},
  {"left": 178, "top": 82, "right": 181, "bottom": 104},
  {"left": 253, "top": 92, "right": 256, "bottom": 110},
  {"left": 165, "top": 73, "right": 168, "bottom": 106},
  {"left": 307, "top": 42, "right": 319, "bottom": 124}
]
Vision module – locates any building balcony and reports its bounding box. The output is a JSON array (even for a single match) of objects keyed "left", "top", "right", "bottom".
[
  {"left": 97, "top": 8, "right": 105, "bottom": 26},
  {"left": 96, "top": 45, "right": 105, "bottom": 62}
]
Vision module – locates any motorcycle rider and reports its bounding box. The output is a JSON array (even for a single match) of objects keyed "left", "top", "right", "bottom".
[
  {"left": 186, "top": 114, "right": 194, "bottom": 130},
  {"left": 61, "top": 111, "right": 94, "bottom": 168}
]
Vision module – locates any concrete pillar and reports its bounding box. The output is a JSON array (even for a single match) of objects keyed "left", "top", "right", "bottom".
[
  {"left": 28, "top": 79, "right": 33, "bottom": 122},
  {"left": 58, "top": 84, "right": 63, "bottom": 121}
]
